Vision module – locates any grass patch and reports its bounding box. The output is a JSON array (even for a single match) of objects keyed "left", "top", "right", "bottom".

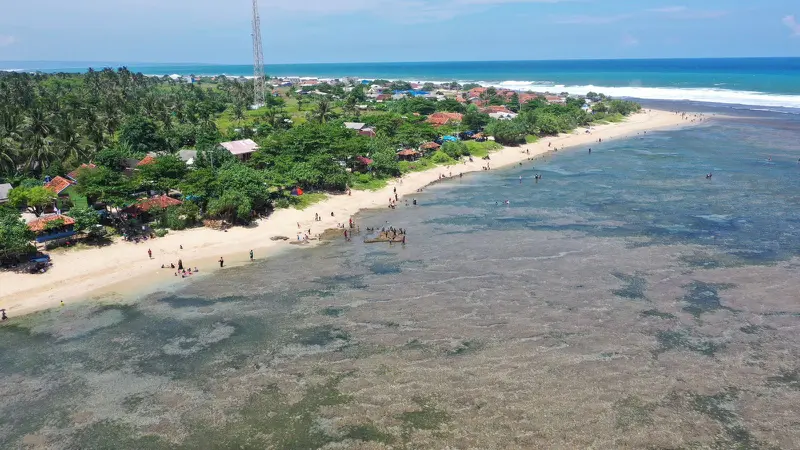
[
  {"left": 290, "top": 192, "right": 327, "bottom": 210},
  {"left": 350, "top": 176, "right": 388, "bottom": 191},
  {"left": 641, "top": 309, "right": 676, "bottom": 319},
  {"left": 399, "top": 157, "right": 437, "bottom": 174},
  {"left": 525, "top": 134, "right": 538, "bottom": 144},
  {"left": 464, "top": 140, "right": 503, "bottom": 158}
]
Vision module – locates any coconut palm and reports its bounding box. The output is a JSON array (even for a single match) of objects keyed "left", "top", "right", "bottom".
[{"left": 311, "top": 96, "right": 333, "bottom": 123}]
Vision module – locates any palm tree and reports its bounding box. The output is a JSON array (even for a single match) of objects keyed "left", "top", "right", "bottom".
[
  {"left": 311, "top": 96, "right": 332, "bottom": 123},
  {"left": 24, "top": 106, "right": 56, "bottom": 172}
]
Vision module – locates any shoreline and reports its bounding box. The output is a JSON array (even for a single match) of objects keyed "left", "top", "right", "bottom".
[{"left": 0, "top": 109, "right": 696, "bottom": 318}]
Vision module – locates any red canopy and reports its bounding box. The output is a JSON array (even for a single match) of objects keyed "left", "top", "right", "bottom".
[{"left": 356, "top": 156, "right": 373, "bottom": 165}]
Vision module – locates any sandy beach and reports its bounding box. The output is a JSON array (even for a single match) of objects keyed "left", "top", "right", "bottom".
[{"left": 0, "top": 109, "right": 695, "bottom": 317}]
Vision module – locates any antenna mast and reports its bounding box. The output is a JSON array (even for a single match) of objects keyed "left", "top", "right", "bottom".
[{"left": 251, "top": 0, "right": 266, "bottom": 107}]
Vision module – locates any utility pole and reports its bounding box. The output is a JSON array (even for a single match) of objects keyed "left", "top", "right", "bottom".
[{"left": 251, "top": 0, "right": 266, "bottom": 108}]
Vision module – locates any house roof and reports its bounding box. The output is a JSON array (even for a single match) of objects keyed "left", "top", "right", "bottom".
[
  {"left": 356, "top": 156, "right": 373, "bottom": 165},
  {"left": 344, "top": 122, "right": 366, "bottom": 130},
  {"left": 27, "top": 214, "right": 75, "bottom": 232},
  {"left": 220, "top": 139, "right": 259, "bottom": 155},
  {"left": 67, "top": 163, "right": 97, "bottom": 181},
  {"left": 420, "top": 142, "right": 441, "bottom": 150},
  {"left": 481, "top": 105, "right": 512, "bottom": 114},
  {"left": 426, "top": 112, "right": 463, "bottom": 127},
  {"left": 0, "top": 183, "right": 12, "bottom": 202},
  {"left": 178, "top": 150, "right": 198, "bottom": 163},
  {"left": 397, "top": 149, "right": 420, "bottom": 156},
  {"left": 44, "top": 176, "right": 74, "bottom": 194},
  {"left": 124, "top": 195, "right": 183, "bottom": 214},
  {"left": 137, "top": 155, "right": 157, "bottom": 166}
]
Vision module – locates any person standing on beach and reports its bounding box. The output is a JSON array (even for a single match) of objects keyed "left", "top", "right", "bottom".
[
  {"left": 249, "top": 250, "right": 254, "bottom": 261},
  {"left": 219, "top": 257, "right": 224, "bottom": 268},
  {"left": 148, "top": 249, "right": 152, "bottom": 259},
  {"left": 178, "top": 259, "right": 184, "bottom": 271}
]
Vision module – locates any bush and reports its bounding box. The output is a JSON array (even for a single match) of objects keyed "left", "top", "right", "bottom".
[
  {"left": 274, "top": 197, "right": 291, "bottom": 209},
  {"left": 430, "top": 150, "right": 456, "bottom": 164},
  {"left": 441, "top": 141, "right": 469, "bottom": 159},
  {"left": 154, "top": 229, "right": 169, "bottom": 237}
]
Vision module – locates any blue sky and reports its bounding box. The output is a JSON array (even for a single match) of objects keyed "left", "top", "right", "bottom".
[{"left": 0, "top": 0, "right": 799, "bottom": 64}]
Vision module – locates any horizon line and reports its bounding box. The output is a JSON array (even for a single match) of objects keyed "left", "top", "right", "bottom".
[{"left": 2, "top": 56, "right": 800, "bottom": 68}]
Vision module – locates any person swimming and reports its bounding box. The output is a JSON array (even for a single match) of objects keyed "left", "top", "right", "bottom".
[{"left": 706, "top": 173, "right": 713, "bottom": 179}]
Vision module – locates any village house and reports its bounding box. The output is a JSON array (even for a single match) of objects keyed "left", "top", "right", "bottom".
[
  {"left": 220, "top": 139, "right": 259, "bottom": 162},
  {"left": 468, "top": 87, "right": 487, "bottom": 98},
  {"left": 396, "top": 149, "right": 421, "bottom": 161},
  {"left": 426, "top": 112, "right": 463, "bottom": 127},
  {"left": 419, "top": 141, "right": 441, "bottom": 156},
  {"left": 27, "top": 214, "right": 76, "bottom": 244},
  {"left": 44, "top": 176, "right": 87, "bottom": 212},
  {"left": 343, "top": 122, "right": 377, "bottom": 138},
  {"left": 0, "top": 182, "right": 13, "bottom": 204},
  {"left": 178, "top": 150, "right": 198, "bottom": 166},
  {"left": 480, "top": 105, "right": 513, "bottom": 114},
  {"left": 489, "top": 112, "right": 518, "bottom": 120},
  {"left": 66, "top": 163, "right": 97, "bottom": 181}
]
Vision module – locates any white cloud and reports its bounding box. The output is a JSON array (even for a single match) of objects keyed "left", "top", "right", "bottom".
[
  {"left": 784, "top": 15, "right": 800, "bottom": 36},
  {"left": 0, "top": 35, "right": 16, "bottom": 47}
]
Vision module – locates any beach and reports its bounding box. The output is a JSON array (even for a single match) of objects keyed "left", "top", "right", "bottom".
[{"left": 0, "top": 108, "right": 693, "bottom": 317}]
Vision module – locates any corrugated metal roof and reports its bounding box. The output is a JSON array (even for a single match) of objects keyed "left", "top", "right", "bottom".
[{"left": 220, "top": 139, "right": 259, "bottom": 155}]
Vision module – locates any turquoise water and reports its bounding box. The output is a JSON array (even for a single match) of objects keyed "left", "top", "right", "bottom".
[
  {"left": 4, "top": 58, "right": 800, "bottom": 109},
  {"left": 2, "top": 111, "right": 800, "bottom": 447}
]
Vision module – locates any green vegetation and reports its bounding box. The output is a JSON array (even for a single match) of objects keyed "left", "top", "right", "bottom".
[
  {"left": 0, "top": 207, "right": 35, "bottom": 261},
  {"left": 8, "top": 185, "right": 57, "bottom": 217},
  {"left": 0, "top": 69, "right": 639, "bottom": 248}
]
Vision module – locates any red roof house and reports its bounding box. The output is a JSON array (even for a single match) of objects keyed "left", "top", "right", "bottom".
[
  {"left": 67, "top": 163, "right": 97, "bottom": 181},
  {"left": 468, "top": 87, "right": 487, "bottom": 98},
  {"left": 426, "top": 112, "right": 463, "bottom": 127},
  {"left": 123, "top": 195, "right": 182, "bottom": 214},
  {"left": 27, "top": 214, "right": 75, "bottom": 232},
  {"left": 420, "top": 142, "right": 441, "bottom": 151},
  {"left": 44, "top": 176, "right": 74, "bottom": 195},
  {"left": 481, "top": 105, "right": 513, "bottom": 114},
  {"left": 136, "top": 155, "right": 157, "bottom": 166}
]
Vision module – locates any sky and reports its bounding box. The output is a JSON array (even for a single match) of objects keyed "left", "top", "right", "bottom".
[{"left": 0, "top": 0, "right": 799, "bottom": 64}]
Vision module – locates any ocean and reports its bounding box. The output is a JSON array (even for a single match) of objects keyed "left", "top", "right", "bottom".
[
  {"left": 3, "top": 58, "right": 800, "bottom": 110},
  {"left": 2, "top": 106, "right": 799, "bottom": 448}
]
